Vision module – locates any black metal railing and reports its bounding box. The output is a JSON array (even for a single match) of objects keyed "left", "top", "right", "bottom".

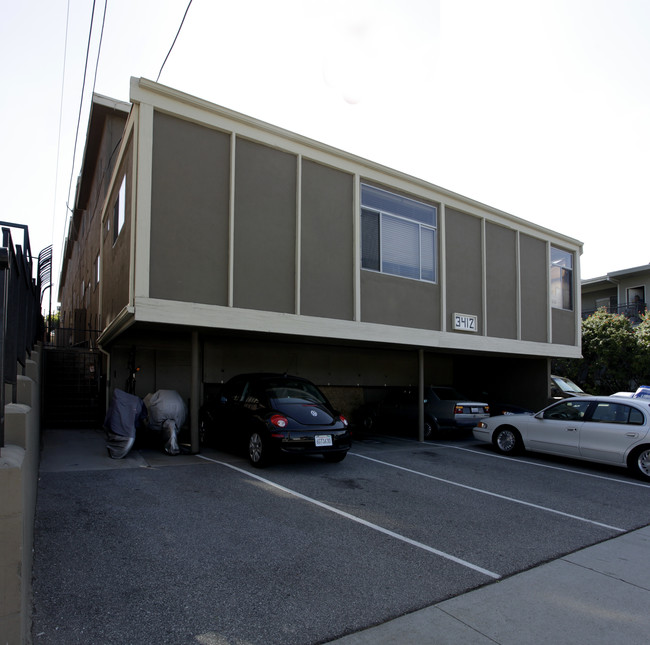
[
  {"left": 47, "top": 325, "right": 103, "bottom": 349},
  {"left": 1, "top": 223, "right": 43, "bottom": 449},
  {"left": 581, "top": 302, "right": 647, "bottom": 323},
  {"left": 47, "top": 311, "right": 103, "bottom": 348}
]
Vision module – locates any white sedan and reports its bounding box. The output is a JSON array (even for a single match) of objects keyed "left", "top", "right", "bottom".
[{"left": 473, "top": 396, "right": 650, "bottom": 481}]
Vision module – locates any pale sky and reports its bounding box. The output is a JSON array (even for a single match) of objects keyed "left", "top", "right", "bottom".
[{"left": 2, "top": 0, "right": 649, "bottom": 306}]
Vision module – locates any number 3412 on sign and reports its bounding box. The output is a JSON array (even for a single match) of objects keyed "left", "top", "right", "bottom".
[{"left": 453, "top": 313, "right": 478, "bottom": 332}]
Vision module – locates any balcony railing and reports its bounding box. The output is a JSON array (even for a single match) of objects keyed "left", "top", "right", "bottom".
[
  {"left": 581, "top": 302, "right": 647, "bottom": 323},
  {"left": 1, "top": 223, "right": 43, "bottom": 448}
]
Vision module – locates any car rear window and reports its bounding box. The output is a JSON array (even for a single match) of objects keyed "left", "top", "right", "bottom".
[{"left": 264, "top": 380, "right": 327, "bottom": 406}]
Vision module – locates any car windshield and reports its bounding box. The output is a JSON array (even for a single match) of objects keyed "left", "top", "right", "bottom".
[
  {"left": 553, "top": 377, "right": 585, "bottom": 394},
  {"left": 264, "top": 379, "right": 328, "bottom": 406},
  {"left": 430, "top": 386, "right": 466, "bottom": 401}
]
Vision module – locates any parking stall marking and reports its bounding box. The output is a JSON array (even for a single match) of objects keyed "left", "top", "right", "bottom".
[
  {"left": 426, "top": 441, "right": 650, "bottom": 489},
  {"left": 196, "top": 454, "right": 501, "bottom": 580},
  {"left": 349, "top": 453, "right": 625, "bottom": 533}
]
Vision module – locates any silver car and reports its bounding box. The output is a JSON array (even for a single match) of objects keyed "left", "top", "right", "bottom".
[
  {"left": 473, "top": 396, "right": 650, "bottom": 481},
  {"left": 359, "top": 386, "right": 489, "bottom": 438}
]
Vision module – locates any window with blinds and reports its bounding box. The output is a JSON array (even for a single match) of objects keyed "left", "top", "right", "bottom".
[
  {"left": 550, "top": 246, "right": 573, "bottom": 310},
  {"left": 361, "top": 184, "right": 437, "bottom": 283}
]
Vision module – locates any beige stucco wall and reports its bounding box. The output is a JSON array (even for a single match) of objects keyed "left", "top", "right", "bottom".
[{"left": 1, "top": 349, "right": 41, "bottom": 644}]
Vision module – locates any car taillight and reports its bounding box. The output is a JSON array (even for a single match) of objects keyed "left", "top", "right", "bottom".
[
  {"left": 454, "top": 405, "right": 463, "bottom": 415},
  {"left": 270, "top": 414, "right": 289, "bottom": 428},
  {"left": 484, "top": 405, "right": 490, "bottom": 414},
  {"left": 339, "top": 415, "right": 349, "bottom": 427}
]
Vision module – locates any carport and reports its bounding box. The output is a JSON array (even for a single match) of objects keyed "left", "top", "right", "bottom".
[{"left": 97, "top": 322, "right": 553, "bottom": 453}]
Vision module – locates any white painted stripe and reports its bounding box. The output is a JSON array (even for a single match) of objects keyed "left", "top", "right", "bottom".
[
  {"left": 349, "top": 453, "right": 625, "bottom": 533},
  {"left": 196, "top": 454, "right": 501, "bottom": 579},
  {"left": 427, "top": 441, "right": 650, "bottom": 489}
]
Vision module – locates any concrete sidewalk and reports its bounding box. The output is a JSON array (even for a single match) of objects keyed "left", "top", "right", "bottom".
[
  {"left": 36, "top": 429, "right": 650, "bottom": 645},
  {"left": 327, "top": 526, "right": 650, "bottom": 644}
]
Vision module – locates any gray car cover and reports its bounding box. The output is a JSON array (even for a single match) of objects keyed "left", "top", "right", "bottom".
[
  {"left": 143, "top": 390, "right": 188, "bottom": 455},
  {"left": 104, "top": 389, "right": 147, "bottom": 459}
]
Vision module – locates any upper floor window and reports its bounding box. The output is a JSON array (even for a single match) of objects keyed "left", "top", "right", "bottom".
[
  {"left": 550, "top": 246, "right": 573, "bottom": 310},
  {"left": 113, "top": 177, "right": 126, "bottom": 244},
  {"left": 361, "top": 184, "right": 437, "bottom": 283}
]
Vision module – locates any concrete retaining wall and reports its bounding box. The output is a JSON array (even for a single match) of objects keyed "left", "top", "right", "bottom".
[{"left": 1, "top": 346, "right": 41, "bottom": 645}]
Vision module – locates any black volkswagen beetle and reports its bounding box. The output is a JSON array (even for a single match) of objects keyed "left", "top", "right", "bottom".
[{"left": 200, "top": 373, "right": 351, "bottom": 467}]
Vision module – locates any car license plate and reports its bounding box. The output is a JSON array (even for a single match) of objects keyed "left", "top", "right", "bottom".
[
  {"left": 315, "top": 435, "right": 333, "bottom": 447},
  {"left": 471, "top": 407, "right": 481, "bottom": 414}
]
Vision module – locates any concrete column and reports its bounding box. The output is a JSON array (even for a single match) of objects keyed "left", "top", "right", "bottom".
[
  {"left": 418, "top": 349, "right": 425, "bottom": 442},
  {"left": 190, "top": 331, "right": 200, "bottom": 453}
]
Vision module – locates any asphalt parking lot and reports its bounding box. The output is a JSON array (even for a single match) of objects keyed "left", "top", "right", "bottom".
[{"left": 32, "top": 429, "right": 650, "bottom": 644}]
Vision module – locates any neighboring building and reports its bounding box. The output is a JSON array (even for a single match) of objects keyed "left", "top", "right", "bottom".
[
  {"left": 59, "top": 94, "right": 131, "bottom": 346},
  {"left": 582, "top": 264, "right": 649, "bottom": 325},
  {"left": 58, "top": 78, "right": 584, "bottom": 444}
]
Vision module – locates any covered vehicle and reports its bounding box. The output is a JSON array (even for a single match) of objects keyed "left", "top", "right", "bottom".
[
  {"left": 103, "top": 389, "right": 146, "bottom": 459},
  {"left": 143, "top": 390, "right": 188, "bottom": 455},
  {"left": 358, "top": 386, "right": 489, "bottom": 438},
  {"left": 473, "top": 396, "right": 650, "bottom": 481},
  {"left": 200, "top": 373, "right": 351, "bottom": 467}
]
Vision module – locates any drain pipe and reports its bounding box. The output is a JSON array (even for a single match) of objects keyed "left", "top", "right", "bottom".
[
  {"left": 418, "top": 349, "right": 424, "bottom": 443},
  {"left": 97, "top": 344, "right": 111, "bottom": 419},
  {"left": 190, "top": 330, "right": 200, "bottom": 454}
]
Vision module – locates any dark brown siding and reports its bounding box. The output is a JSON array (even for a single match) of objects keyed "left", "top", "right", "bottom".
[
  {"left": 486, "top": 223, "right": 517, "bottom": 339},
  {"left": 520, "top": 234, "right": 548, "bottom": 342},
  {"left": 300, "top": 160, "right": 354, "bottom": 320},
  {"left": 361, "top": 271, "right": 440, "bottom": 329},
  {"left": 445, "top": 208, "right": 483, "bottom": 334},
  {"left": 552, "top": 309, "right": 576, "bottom": 345},
  {"left": 101, "top": 143, "right": 133, "bottom": 326},
  {"left": 234, "top": 139, "right": 296, "bottom": 313},
  {"left": 150, "top": 111, "right": 230, "bottom": 304}
]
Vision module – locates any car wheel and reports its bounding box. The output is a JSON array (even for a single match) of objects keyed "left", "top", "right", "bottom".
[
  {"left": 628, "top": 446, "right": 650, "bottom": 481},
  {"left": 323, "top": 452, "right": 346, "bottom": 463},
  {"left": 248, "top": 431, "right": 269, "bottom": 468},
  {"left": 493, "top": 426, "right": 523, "bottom": 455},
  {"left": 423, "top": 419, "right": 438, "bottom": 439},
  {"left": 362, "top": 414, "right": 375, "bottom": 432}
]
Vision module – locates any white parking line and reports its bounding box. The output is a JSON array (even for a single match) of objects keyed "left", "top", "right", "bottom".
[
  {"left": 427, "top": 441, "right": 650, "bottom": 488},
  {"left": 349, "top": 453, "right": 625, "bottom": 533},
  {"left": 196, "top": 454, "right": 501, "bottom": 580}
]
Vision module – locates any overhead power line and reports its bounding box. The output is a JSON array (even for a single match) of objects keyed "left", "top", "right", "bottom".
[
  {"left": 65, "top": 0, "right": 98, "bottom": 216},
  {"left": 157, "top": 0, "right": 194, "bottom": 82}
]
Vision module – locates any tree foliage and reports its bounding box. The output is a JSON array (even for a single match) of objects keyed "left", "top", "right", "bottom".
[{"left": 553, "top": 308, "right": 650, "bottom": 395}]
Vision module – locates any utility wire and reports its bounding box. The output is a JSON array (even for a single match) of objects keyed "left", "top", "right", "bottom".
[
  {"left": 157, "top": 0, "right": 194, "bottom": 82},
  {"left": 65, "top": 0, "right": 97, "bottom": 216},
  {"left": 62, "top": 0, "right": 108, "bottom": 256},
  {"left": 91, "top": 1, "right": 108, "bottom": 96},
  {"left": 52, "top": 0, "right": 71, "bottom": 249}
]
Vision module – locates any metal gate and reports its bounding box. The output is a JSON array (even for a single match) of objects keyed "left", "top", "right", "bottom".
[{"left": 42, "top": 347, "right": 105, "bottom": 429}]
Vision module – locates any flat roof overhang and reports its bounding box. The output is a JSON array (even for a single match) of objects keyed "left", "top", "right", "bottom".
[{"left": 97, "top": 297, "right": 581, "bottom": 361}]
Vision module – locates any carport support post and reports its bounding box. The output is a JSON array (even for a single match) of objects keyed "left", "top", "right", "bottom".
[
  {"left": 190, "top": 330, "right": 200, "bottom": 453},
  {"left": 418, "top": 349, "right": 424, "bottom": 443}
]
